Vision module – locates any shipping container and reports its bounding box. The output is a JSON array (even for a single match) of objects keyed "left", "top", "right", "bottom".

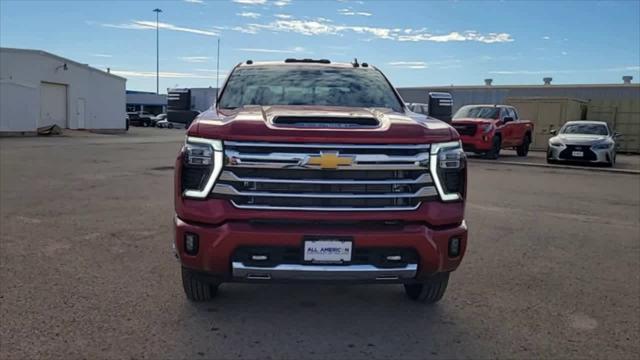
[
  {"left": 587, "top": 100, "right": 640, "bottom": 153},
  {"left": 505, "top": 97, "right": 588, "bottom": 150}
]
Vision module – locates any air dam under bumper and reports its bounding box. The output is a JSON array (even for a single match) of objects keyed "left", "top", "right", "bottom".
[
  {"left": 232, "top": 262, "right": 418, "bottom": 281},
  {"left": 175, "top": 217, "right": 467, "bottom": 282}
]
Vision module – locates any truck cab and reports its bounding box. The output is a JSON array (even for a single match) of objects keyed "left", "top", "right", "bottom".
[
  {"left": 174, "top": 59, "right": 468, "bottom": 304},
  {"left": 452, "top": 104, "right": 533, "bottom": 159}
]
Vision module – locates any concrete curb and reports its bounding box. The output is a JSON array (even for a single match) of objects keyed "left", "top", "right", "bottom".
[{"left": 470, "top": 159, "right": 640, "bottom": 175}]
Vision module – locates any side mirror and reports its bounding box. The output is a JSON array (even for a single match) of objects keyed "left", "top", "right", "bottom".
[
  {"left": 614, "top": 132, "right": 622, "bottom": 138},
  {"left": 427, "top": 92, "right": 453, "bottom": 123},
  {"left": 503, "top": 116, "right": 514, "bottom": 123},
  {"left": 549, "top": 129, "right": 558, "bottom": 135}
]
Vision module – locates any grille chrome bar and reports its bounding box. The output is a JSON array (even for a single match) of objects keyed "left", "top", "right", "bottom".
[
  {"left": 225, "top": 162, "right": 427, "bottom": 170},
  {"left": 218, "top": 171, "right": 433, "bottom": 185},
  {"left": 225, "top": 141, "right": 431, "bottom": 150},
  {"left": 225, "top": 150, "right": 430, "bottom": 170},
  {"left": 212, "top": 183, "right": 438, "bottom": 199}
]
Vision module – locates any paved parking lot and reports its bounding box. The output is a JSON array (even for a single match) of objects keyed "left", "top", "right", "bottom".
[{"left": 1, "top": 128, "right": 639, "bottom": 359}]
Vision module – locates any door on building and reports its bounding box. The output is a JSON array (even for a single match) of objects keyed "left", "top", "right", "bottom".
[
  {"left": 40, "top": 82, "right": 68, "bottom": 128},
  {"left": 77, "top": 98, "right": 86, "bottom": 129}
]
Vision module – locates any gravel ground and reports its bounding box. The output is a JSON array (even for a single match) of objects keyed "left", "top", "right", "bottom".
[{"left": 1, "top": 128, "right": 638, "bottom": 359}]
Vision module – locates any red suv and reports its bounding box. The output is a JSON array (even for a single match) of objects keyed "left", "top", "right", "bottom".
[{"left": 174, "top": 59, "right": 468, "bottom": 303}]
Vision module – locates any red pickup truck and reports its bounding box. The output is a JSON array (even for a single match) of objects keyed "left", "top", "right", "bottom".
[
  {"left": 451, "top": 105, "right": 533, "bottom": 159},
  {"left": 174, "top": 59, "right": 468, "bottom": 304}
]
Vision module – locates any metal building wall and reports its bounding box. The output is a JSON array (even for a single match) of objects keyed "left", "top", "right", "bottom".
[{"left": 397, "top": 85, "right": 640, "bottom": 112}]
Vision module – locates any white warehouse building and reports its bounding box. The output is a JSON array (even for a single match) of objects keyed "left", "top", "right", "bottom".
[{"left": 0, "top": 47, "right": 126, "bottom": 134}]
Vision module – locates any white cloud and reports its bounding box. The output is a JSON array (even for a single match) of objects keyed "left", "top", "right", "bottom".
[
  {"left": 237, "top": 12, "right": 261, "bottom": 18},
  {"left": 247, "top": 19, "right": 339, "bottom": 36},
  {"left": 338, "top": 8, "right": 372, "bottom": 16},
  {"left": 184, "top": 0, "right": 204, "bottom": 4},
  {"left": 231, "top": 26, "right": 259, "bottom": 34},
  {"left": 542, "top": 36, "right": 550, "bottom": 40},
  {"left": 388, "top": 59, "right": 462, "bottom": 70},
  {"left": 232, "top": 0, "right": 267, "bottom": 4},
  {"left": 274, "top": 0, "right": 292, "bottom": 6},
  {"left": 561, "top": 51, "right": 568, "bottom": 55},
  {"left": 179, "top": 56, "right": 211, "bottom": 63},
  {"left": 102, "top": 20, "right": 218, "bottom": 36},
  {"left": 275, "top": 14, "right": 292, "bottom": 19},
  {"left": 91, "top": 53, "right": 113, "bottom": 58},
  {"left": 235, "top": 46, "right": 306, "bottom": 53},
  {"left": 235, "top": 17, "right": 513, "bottom": 43},
  {"left": 389, "top": 61, "right": 426, "bottom": 66},
  {"left": 388, "top": 61, "right": 427, "bottom": 69},
  {"left": 397, "top": 31, "right": 513, "bottom": 43},
  {"left": 112, "top": 69, "right": 227, "bottom": 79}
]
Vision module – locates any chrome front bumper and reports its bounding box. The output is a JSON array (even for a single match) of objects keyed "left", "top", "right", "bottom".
[{"left": 232, "top": 262, "right": 418, "bottom": 282}]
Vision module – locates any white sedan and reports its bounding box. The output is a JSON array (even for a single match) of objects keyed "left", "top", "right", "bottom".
[{"left": 547, "top": 121, "right": 620, "bottom": 167}]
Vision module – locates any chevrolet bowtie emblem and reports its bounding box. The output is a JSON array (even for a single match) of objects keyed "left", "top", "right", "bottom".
[{"left": 305, "top": 152, "right": 354, "bottom": 169}]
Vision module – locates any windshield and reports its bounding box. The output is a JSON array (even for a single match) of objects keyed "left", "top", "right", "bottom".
[
  {"left": 453, "top": 106, "right": 500, "bottom": 119},
  {"left": 561, "top": 123, "right": 608, "bottom": 135},
  {"left": 218, "top": 66, "right": 403, "bottom": 112}
]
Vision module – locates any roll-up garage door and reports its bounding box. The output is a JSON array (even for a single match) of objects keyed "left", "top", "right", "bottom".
[{"left": 39, "top": 82, "right": 67, "bottom": 128}]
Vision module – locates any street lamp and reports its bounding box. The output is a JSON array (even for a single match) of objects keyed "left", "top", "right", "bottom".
[{"left": 153, "top": 8, "right": 162, "bottom": 94}]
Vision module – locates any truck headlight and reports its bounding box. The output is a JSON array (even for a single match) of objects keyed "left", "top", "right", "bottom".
[
  {"left": 480, "top": 123, "right": 493, "bottom": 134},
  {"left": 181, "top": 137, "right": 223, "bottom": 199},
  {"left": 430, "top": 141, "right": 466, "bottom": 202}
]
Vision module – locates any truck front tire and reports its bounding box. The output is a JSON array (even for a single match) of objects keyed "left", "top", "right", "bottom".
[
  {"left": 182, "top": 268, "right": 219, "bottom": 301},
  {"left": 516, "top": 134, "right": 531, "bottom": 157},
  {"left": 485, "top": 136, "right": 501, "bottom": 160},
  {"left": 404, "top": 272, "right": 450, "bottom": 304}
]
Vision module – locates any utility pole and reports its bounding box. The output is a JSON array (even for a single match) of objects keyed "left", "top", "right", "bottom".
[
  {"left": 216, "top": 37, "right": 220, "bottom": 98},
  {"left": 153, "top": 8, "right": 162, "bottom": 94}
]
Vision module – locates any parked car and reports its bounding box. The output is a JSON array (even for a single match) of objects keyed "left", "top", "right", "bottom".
[
  {"left": 150, "top": 113, "right": 166, "bottom": 127},
  {"left": 126, "top": 112, "right": 153, "bottom": 127},
  {"left": 174, "top": 59, "right": 468, "bottom": 304},
  {"left": 547, "top": 120, "right": 619, "bottom": 167},
  {"left": 451, "top": 104, "right": 534, "bottom": 159},
  {"left": 156, "top": 119, "right": 186, "bottom": 129},
  {"left": 406, "top": 102, "right": 429, "bottom": 115},
  {"left": 405, "top": 92, "right": 453, "bottom": 123}
]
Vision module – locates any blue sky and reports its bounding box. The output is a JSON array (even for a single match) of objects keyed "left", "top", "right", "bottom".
[{"left": 1, "top": 0, "right": 639, "bottom": 92}]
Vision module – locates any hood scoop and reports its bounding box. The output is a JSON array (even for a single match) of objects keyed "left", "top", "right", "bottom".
[{"left": 272, "top": 116, "right": 380, "bottom": 129}]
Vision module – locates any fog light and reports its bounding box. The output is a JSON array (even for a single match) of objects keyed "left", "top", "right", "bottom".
[
  {"left": 449, "top": 237, "right": 461, "bottom": 257},
  {"left": 184, "top": 233, "right": 199, "bottom": 255},
  {"left": 251, "top": 254, "right": 268, "bottom": 261}
]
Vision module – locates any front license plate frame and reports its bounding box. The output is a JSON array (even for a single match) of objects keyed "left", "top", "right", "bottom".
[
  {"left": 572, "top": 151, "right": 584, "bottom": 157},
  {"left": 303, "top": 239, "right": 353, "bottom": 264}
]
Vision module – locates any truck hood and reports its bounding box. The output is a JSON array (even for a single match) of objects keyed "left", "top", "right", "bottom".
[
  {"left": 188, "top": 105, "right": 457, "bottom": 144},
  {"left": 451, "top": 118, "right": 495, "bottom": 124}
]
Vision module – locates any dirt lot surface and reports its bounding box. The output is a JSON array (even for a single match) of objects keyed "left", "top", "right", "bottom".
[{"left": 1, "top": 128, "right": 639, "bottom": 359}]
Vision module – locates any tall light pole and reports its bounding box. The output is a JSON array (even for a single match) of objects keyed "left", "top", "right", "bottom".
[
  {"left": 216, "top": 37, "right": 220, "bottom": 98},
  {"left": 153, "top": 8, "right": 162, "bottom": 94}
]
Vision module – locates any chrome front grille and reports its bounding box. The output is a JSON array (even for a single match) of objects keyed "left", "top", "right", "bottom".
[{"left": 211, "top": 141, "right": 436, "bottom": 211}]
